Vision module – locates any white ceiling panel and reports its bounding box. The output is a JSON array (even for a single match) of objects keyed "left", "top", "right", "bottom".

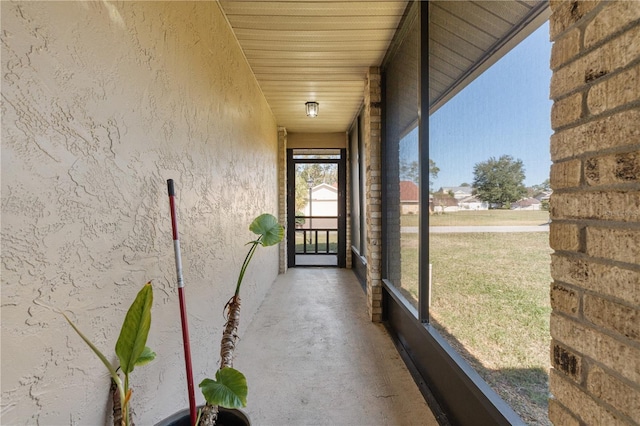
[{"left": 217, "top": 1, "right": 549, "bottom": 133}]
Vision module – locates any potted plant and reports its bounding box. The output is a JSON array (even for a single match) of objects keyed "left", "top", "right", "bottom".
[
  {"left": 43, "top": 213, "right": 282, "bottom": 426},
  {"left": 158, "top": 213, "right": 284, "bottom": 426},
  {"left": 39, "top": 282, "right": 155, "bottom": 426},
  {"left": 198, "top": 213, "right": 284, "bottom": 426}
]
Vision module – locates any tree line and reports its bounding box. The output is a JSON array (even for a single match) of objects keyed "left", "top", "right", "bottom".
[{"left": 402, "top": 155, "right": 550, "bottom": 209}]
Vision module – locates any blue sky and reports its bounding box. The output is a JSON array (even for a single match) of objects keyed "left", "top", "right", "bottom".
[{"left": 427, "top": 21, "right": 552, "bottom": 189}]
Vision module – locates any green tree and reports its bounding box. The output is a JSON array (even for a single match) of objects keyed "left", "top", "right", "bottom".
[
  {"left": 295, "top": 178, "right": 311, "bottom": 212},
  {"left": 531, "top": 178, "right": 551, "bottom": 193},
  {"left": 472, "top": 155, "right": 527, "bottom": 208},
  {"left": 400, "top": 160, "right": 419, "bottom": 185},
  {"left": 429, "top": 159, "right": 440, "bottom": 191},
  {"left": 399, "top": 159, "right": 440, "bottom": 191},
  {"left": 526, "top": 179, "right": 551, "bottom": 197}
]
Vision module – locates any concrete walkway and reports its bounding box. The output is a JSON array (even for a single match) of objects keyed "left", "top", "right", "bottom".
[
  {"left": 295, "top": 254, "right": 338, "bottom": 266},
  {"left": 234, "top": 268, "right": 438, "bottom": 426},
  {"left": 429, "top": 225, "right": 549, "bottom": 233},
  {"left": 401, "top": 225, "right": 550, "bottom": 233}
]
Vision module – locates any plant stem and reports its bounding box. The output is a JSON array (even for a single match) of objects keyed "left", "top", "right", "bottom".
[
  {"left": 234, "top": 236, "right": 262, "bottom": 296},
  {"left": 111, "top": 379, "right": 124, "bottom": 426},
  {"left": 123, "top": 374, "right": 130, "bottom": 426},
  {"left": 220, "top": 295, "right": 242, "bottom": 369},
  {"left": 198, "top": 404, "right": 218, "bottom": 426}
]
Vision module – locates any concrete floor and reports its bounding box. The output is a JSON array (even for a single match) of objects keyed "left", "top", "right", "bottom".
[
  {"left": 234, "top": 267, "right": 438, "bottom": 426},
  {"left": 294, "top": 254, "right": 338, "bottom": 266}
]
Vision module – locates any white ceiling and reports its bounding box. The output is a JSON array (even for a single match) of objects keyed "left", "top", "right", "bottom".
[{"left": 217, "top": 1, "right": 549, "bottom": 134}]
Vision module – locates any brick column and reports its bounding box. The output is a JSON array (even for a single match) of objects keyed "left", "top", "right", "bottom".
[
  {"left": 364, "top": 67, "right": 383, "bottom": 322},
  {"left": 345, "top": 142, "right": 353, "bottom": 269},
  {"left": 277, "top": 126, "right": 288, "bottom": 274},
  {"left": 548, "top": 1, "right": 640, "bottom": 424}
]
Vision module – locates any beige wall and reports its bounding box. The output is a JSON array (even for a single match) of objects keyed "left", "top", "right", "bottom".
[
  {"left": 287, "top": 132, "right": 347, "bottom": 148},
  {"left": 548, "top": 1, "right": 640, "bottom": 424},
  {"left": 1, "top": 2, "right": 279, "bottom": 424}
]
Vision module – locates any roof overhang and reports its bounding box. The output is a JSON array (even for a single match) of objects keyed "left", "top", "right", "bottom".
[
  {"left": 216, "top": 1, "right": 551, "bottom": 132},
  {"left": 428, "top": 1, "right": 550, "bottom": 115}
]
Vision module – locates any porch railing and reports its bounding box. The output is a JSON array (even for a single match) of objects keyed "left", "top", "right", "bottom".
[{"left": 294, "top": 215, "right": 338, "bottom": 255}]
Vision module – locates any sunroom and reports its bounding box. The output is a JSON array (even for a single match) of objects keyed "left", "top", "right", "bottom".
[{"left": 2, "top": 1, "right": 639, "bottom": 425}]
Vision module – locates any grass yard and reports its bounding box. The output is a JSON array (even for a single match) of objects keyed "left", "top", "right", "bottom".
[
  {"left": 398, "top": 231, "right": 552, "bottom": 425},
  {"left": 294, "top": 230, "right": 338, "bottom": 253},
  {"left": 402, "top": 209, "right": 550, "bottom": 227}
]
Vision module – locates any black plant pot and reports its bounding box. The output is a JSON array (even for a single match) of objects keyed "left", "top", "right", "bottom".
[{"left": 156, "top": 406, "right": 250, "bottom": 426}]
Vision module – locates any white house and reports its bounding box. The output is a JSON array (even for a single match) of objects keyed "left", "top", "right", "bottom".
[
  {"left": 511, "top": 197, "right": 542, "bottom": 211},
  {"left": 430, "top": 193, "right": 459, "bottom": 213},
  {"left": 534, "top": 190, "right": 552, "bottom": 202},
  {"left": 302, "top": 183, "right": 338, "bottom": 228},
  {"left": 439, "top": 186, "right": 473, "bottom": 200},
  {"left": 303, "top": 183, "right": 337, "bottom": 216},
  {"left": 458, "top": 196, "right": 489, "bottom": 210}
]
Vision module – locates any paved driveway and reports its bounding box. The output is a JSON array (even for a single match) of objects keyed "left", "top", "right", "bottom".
[{"left": 402, "top": 225, "right": 550, "bottom": 233}]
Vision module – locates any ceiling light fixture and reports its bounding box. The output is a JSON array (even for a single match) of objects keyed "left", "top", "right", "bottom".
[{"left": 305, "top": 101, "right": 319, "bottom": 118}]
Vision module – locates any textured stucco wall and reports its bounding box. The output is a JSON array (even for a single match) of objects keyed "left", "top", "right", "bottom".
[{"left": 1, "top": 2, "right": 279, "bottom": 424}]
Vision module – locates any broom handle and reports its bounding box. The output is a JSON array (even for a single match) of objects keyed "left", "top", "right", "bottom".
[{"left": 167, "top": 179, "right": 197, "bottom": 426}]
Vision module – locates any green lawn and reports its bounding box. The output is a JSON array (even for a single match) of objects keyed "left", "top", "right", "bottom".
[
  {"left": 294, "top": 230, "right": 338, "bottom": 253},
  {"left": 402, "top": 209, "right": 550, "bottom": 227},
  {"left": 399, "top": 231, "right": 552, "bottom": 425}
]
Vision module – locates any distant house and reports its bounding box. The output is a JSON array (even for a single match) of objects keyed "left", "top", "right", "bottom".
[
  {"left": 511, "top": 197, "right": 542, "bottom": 211},
  {"left": 458, "top": 195, "right": 488, "bottom": 210},
  {"left": 439, "top": 186, "right": 473, "bottom": 200},
  {"left": 400, "top": 181, "right": 419, "bottom": 214},
  {"left": 430, "top": 193, "right": 459, "bottom": 213},
  {"left": 534, "top": 190, "right": 552, "bottom": 202},
  {"left": 302, "top": 183, "right": 337, "bottom": 227}
]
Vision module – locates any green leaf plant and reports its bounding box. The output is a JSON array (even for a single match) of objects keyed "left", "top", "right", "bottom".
[
  {"left": 198, "top": 214, "right": 284, "bottom": 426},
  {"left": 41, "top": 282, "right": 155, "bottom": 426}
]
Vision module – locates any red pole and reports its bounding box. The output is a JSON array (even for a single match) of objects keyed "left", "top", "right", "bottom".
[{"left": 167, "top": 179, "right": 197, "bottom": 426}]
